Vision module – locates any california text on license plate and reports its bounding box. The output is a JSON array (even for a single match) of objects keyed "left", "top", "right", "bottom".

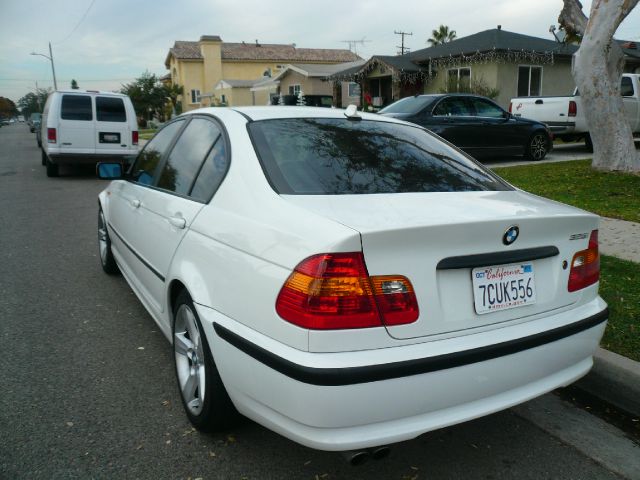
[{"left": 472, "top": 263, "right": 536, "bottom": 315}]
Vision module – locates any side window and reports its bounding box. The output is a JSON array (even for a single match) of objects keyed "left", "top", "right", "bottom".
[
  {"left": 131, "top": 120, "right": 184, "bottom": 185},
  {"left": 190, "top": 136, "right": 228, "bottom": 202},
  {"left": 621, "top": 77, "right": 634, "bottom": 97},
  {"left": 156, "top": 118, "right": 221, "bottom": 196},
  {"left": 61, "top": 95, "right": 92, "bottom": 121},
  {"left": 96, "top": 97, "right": 126, "bottom": 122},
  {"left": 433, "top": 98, "right": 471, "bottom": 117},
  {"left": 470, "top": 98, "right": 504, "bottom": 118}
]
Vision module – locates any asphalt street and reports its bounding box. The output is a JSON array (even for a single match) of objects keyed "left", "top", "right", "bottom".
[{"left": 0, "top": 123, "right": 636, "bottom": 479}]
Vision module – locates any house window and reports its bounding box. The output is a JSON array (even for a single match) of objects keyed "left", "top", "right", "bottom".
[
  {"left": 288, "top": 84, "right": 301, "bottom": 96},
  {"left": 348, "top": 82, "right": 361, "bottom": 98},
  {"left": 517, "top": 66, "right": 543, "bottom": 96},
  {"left": 190, "top": 89, "right": 201, "bottom": 104},
  {"left": 221, "top": 94, "right": 227, "bottom": 105},
  {"left": 447, "top": 68, "right": 471, "bottom": 91}
]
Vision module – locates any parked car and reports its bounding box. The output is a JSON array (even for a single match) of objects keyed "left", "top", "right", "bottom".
[
  {"left": 34, "top": 119, "right": 42, "bottom": 147},
  {"left": 28, "top": 112, "right": 41, "bottom": 132},
  {"left": 97, "top": 106, "right": 606, "bottom": 455},
  {"left": 40, "top": 90, "right": 138, "bottom": 177},
  {"left": 509, "top": 73, "right": 640, "bottom": 151},
  {"left": 379, "top": 94, "right": 552, "bottom": 161}
]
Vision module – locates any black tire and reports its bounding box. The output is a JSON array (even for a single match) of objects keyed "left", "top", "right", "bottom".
[
  {"left": 172, "top": 290, "right": 238, "bottom": 432},
  {"left": 45, "top": 155, "right": 59, "bottom": 177},
  {"left": 98, "top": 207, "right": 119, "bottom": 274},
  {"left": 41, "top": 150, "right": 46, "bottom": 166},
  {"left": 584, "top": 133, "right": 594, "bottom": 152},
  {"left": 525, "top": 131, "right": 549, "bottom": 161}
]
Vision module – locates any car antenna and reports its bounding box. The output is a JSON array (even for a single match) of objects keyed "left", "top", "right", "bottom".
[{"left": 344, "top": 104, "right": 362, "bottom": 121}]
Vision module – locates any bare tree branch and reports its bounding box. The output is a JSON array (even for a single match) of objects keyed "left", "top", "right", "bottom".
[{"left": 559, "top": 0, "right": 588, "bottom": 36}]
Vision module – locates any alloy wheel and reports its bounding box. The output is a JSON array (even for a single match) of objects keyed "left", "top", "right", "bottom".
[
  {"left": 530, "top": 134, "right": 547, "bottom": 160},
  {"left": 174, "top": 304, "right": 207, "bottom": 415}
]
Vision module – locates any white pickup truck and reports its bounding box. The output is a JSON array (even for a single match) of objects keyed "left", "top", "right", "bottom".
[{"left": 509, "top": 73, "right": 640, "bottom": 150}]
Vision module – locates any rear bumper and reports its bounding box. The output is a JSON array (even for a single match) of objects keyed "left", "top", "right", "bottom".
[
  {"left": 47, "top": 152, "right": 137, "bottom": 166},
  {"left": 198, "top": 298, "right": 607, "bottom": 451}
]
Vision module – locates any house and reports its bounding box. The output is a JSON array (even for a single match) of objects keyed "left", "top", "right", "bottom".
[
  {"left": 328, "top": 27, "right": 640, "bottom": 109},
  {"left": 250, "top": 61, "right": 366, "bottom": 106},
  {"left": 165, "top": 36, "right": 360, "bottom": 110}
]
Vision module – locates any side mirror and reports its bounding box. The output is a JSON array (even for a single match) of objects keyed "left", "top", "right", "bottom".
[{"left": 97, "top": 162, "right": 123, "bottom": 180}]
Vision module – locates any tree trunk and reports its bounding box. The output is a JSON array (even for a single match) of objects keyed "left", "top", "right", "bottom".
[{"left": 561, "top": 0, "right": 640, "bottom": 172}]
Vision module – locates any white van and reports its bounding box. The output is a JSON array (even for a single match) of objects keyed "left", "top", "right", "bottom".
[{"left": 40, "top": 90, "right": 139, "bottom": 177}]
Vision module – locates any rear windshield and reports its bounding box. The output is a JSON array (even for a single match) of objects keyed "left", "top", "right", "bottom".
[
  {"left": 248, "top": 118, "right": 510, "bottom": 195},
  {"left": 61, "top": 95, "right": 92, "bottom": 121},
  {"left": 96, "top": 97, "right": 126, "bottom": 122},
  {"left": 379, "top": 96, "right": 436, "bottom": 115}
]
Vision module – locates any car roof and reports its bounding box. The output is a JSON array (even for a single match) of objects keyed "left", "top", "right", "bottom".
[
  {"left": 54, "top": 89, "right": 128, "bottom": 97},
  {"left": 187, "top": 106, "right": 409, "bottom": 124}
]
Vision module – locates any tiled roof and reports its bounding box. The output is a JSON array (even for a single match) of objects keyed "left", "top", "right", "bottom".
[
  {"left": 222, "top": 43, "right": 360, "bottom": 62},
  {"left": 167, "top": 39, "right": 360, "bottom": 64},
  {"left": 169, "top": 41, "right": 203, "bottom": 60}
]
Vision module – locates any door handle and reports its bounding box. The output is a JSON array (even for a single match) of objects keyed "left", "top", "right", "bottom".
[
  {"left": 169, "top": 216, "right": 186, "bottom": 229},
  {"left": 130, "top": 199, "right": 141, "bottom": 208}
]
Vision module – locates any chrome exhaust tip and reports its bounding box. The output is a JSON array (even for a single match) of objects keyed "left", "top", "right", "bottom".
[
  {"left": 341, "top": 450, "right": 371, "bottom": 466},
  {"left": 370, "top": 445, "right": 391, "bottom": 460}
]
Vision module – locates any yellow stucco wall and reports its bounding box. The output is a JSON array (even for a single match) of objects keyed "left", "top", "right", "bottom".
[
  {"left": 214, "top": 86, "right": 254, "bottom": 106},
  {"left": 222, "top": 62, "right": 280, "bottom": 81},
  {"left": 200, "top": 40, "right": 223, "bottom": 96}
]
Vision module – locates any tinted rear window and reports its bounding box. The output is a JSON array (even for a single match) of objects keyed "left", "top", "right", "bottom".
[
  {"left": 248, "top": 118, "right": 510, "bottom": 195},
  {"left": 96, "top": 96, "right": 126, "bottom": 122},
  {"left": 61, "top": 95, "right": 92, "bottom": 121},
  {"left": 379, "top": 96, "right": 436, "bottom": 115}
]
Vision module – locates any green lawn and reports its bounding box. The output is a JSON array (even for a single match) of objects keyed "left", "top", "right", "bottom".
[
  {"left": 139, "top": 128, "right": 157, "bottom": 140},
  {"left": 599, "top": 255, "right": 640, "bottom": 362},
  {"left": 493, "top": 159, "right": 640, "bottom": 223}
]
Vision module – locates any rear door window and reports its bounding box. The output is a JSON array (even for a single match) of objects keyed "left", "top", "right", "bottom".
[
  {"left": 432, "top": 97, "right": 472, "bottom": 117},
  {"left": 61, "top": 95, "right": 93, "bottom": 121},
  {"left": 130, "top": 120, "right": 184, "bottom": 185},
  {"left": 248, "top": 118, "right": 510, "bottom": 195},
  {"left": 156, "top": 118, "right": 221, "bottom": 197},
  {"left": 96, "top": 97, "right": 126, "bottom": 122}
]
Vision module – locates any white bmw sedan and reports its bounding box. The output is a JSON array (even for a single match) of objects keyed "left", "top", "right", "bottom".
[{"left": 97, "top": 106, "right": 607, "bottom": 453}]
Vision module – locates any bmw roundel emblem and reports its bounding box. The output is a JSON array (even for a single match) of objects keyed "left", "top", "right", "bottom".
[{"left": 503, "top": 226, "right": 520, "bottom": 245}]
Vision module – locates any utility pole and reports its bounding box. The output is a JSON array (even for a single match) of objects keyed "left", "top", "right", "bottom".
[
  {"left": 340, "top": 38, "right": 371, "bottom": 56},
  {"left": 394, "top": 30, "right": 413, "bottom": 55},
  {"left": 30, "top": 42, "right": 58, "bottom": 90}
]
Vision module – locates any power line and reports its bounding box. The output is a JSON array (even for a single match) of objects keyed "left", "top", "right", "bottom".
[
  {"left": 394, "top": 30, "right": 413, "bottom": 55},
  {"left": 53, "top": 0, "right": 97, "bottom": 45}
]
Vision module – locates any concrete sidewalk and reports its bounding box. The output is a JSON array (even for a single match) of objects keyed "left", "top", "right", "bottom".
[{"left": 600, "top": 217, "right": 640, "bottom": 263}]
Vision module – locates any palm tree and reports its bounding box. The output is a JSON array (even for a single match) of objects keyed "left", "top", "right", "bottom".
[{"left": 428, "top": 25, "right": 457, "bottom": 46}]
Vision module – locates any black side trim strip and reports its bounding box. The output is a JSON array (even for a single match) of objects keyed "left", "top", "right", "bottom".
[
  {"left": 231, "top": 108, "right": 253, "bottom": 123},
  {"left": 214, "top": 308, "right": 608, "bottom": 386},
  {"left": 437, "top": 246, "right": 559, "bottom": 270},
  {"left": 108, "top": 222, "right": 165, "bottom": 282}
]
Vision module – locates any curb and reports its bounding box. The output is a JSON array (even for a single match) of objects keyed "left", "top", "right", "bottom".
[{"left": 575, "top": 347, "right": 640, "bottom": 418}]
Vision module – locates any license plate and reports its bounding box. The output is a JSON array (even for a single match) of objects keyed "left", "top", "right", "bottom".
[
  {"left": 100, "top": 132, "right": 120, "bottom": 143},
  {"left": 472, "top": 263, "right": 536, "bottom": 315}
]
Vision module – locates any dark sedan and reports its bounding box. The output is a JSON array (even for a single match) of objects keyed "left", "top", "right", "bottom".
[{"left": 379, "top": 94, "right": 552, "bottom": 161}]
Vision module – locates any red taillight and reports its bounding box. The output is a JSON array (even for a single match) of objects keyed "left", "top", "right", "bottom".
[
  {"left": 568, "top": 101, "right": 577, "bottom": 117},
  {"left": 568, "top": 230, "right": 600, "bottom": 292},
  {"left": 47, "top": 128, "right": 57, "bottom": 143},
  {"left": 132, "top": 131, "right": 139, "bottom": 145},
  {"left": 508, "top": 102, "right": 512, "bottom": 113},
  {"left": 276, "top": 253, "right": 419, "bottom": 330}
]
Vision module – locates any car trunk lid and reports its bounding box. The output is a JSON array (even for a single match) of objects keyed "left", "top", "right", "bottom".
[{"left": 283, "top": 190, "right": 598, "bottom": 339}]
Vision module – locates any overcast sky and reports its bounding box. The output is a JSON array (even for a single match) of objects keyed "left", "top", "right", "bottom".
[{"left": 1, "top": 0, "right": 638, "bottom": 103}]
